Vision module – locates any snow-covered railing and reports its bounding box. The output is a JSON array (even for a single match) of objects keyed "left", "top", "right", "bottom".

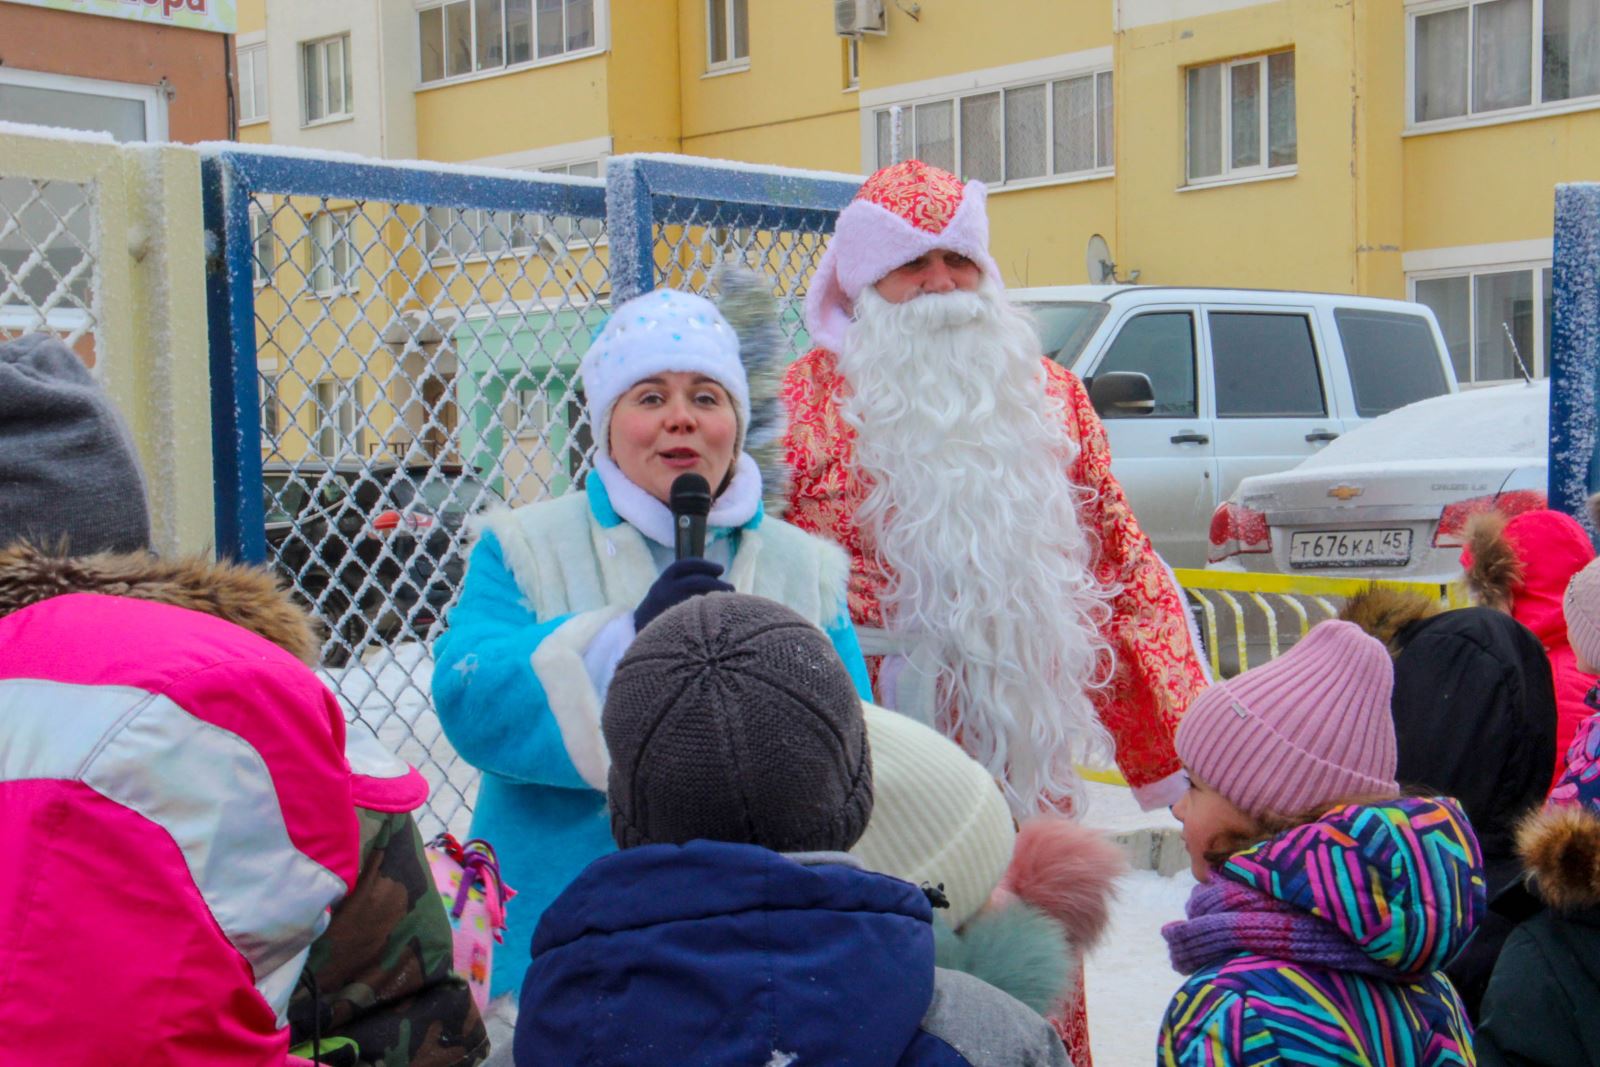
[
  {"left": 605, "top": 154, "right": 859, "bottom": 358},
  {"left": 1, "top": 124, "right": 215, "bottom": 557},
  {"left": 1550, "top": 183, "right": 1600, "bottom": 532}
]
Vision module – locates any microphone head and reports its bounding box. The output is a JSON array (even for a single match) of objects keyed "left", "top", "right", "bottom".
[{"left": 669, "top": 472, "right": 713, "bottom": 517}]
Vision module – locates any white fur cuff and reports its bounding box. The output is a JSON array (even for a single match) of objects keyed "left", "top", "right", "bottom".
[{"left": 530, "top": 606, "right": 629, "bottom": 792}]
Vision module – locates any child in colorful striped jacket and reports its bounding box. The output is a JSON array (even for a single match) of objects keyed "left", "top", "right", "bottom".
[{"left": 1158, "top": 620, "right": 1487, "bottom": 1066}]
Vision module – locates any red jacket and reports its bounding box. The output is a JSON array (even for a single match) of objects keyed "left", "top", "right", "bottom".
[{"left": 1465, "top": 509, "right": 1599, "bottom": 786}]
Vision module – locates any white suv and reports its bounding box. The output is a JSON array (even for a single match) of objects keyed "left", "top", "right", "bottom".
[{"left": 1009, "top": 286, "right": 1459, "bottom": 567}]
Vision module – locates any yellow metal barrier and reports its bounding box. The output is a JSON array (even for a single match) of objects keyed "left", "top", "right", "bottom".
[
  {"left": 1174, "top": 568, "right": 1468, "bottom": 679},
  {"left": 1079, "top": 570, "right": 1469, "bottom": 788}
]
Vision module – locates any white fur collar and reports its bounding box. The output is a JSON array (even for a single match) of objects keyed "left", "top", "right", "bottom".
[{"left": 591, "top": 452, "right": 763, "bottom": 548}]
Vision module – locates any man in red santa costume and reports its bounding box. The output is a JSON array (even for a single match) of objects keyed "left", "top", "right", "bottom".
[{"left": 783, "top": 159, "right": 1205, "bottom": 1059}]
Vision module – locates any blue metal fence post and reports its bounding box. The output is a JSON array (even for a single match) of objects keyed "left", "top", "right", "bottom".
[
  {"left": 201, "top": 153, "right": 269, "bottom": 563},
  {"left": 1548, "top": 183, "right": 1600, "bottom": 534},
  {"left": 605, "top": 156, "right": 659, "bottom": 307}
]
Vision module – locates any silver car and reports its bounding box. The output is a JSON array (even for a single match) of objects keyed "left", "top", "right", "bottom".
[{"left": 1205, "top": 380, "right": 1549, "bottom": 582}]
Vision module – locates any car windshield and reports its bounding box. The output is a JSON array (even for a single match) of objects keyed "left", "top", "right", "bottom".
[
  {"left": 1020, "top": 301, "right": 1109, "bottom": 366},
  {"left": 388, "top": 473, "right": 497, "bottom": 516}
]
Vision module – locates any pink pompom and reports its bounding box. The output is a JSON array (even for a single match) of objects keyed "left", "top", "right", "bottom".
[{"left": 1001, "top": 816, "right": 1127, "bottom": 951}]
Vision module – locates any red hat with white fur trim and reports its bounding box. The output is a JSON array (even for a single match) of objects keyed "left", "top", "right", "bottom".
[{"left": 803, "top": 160, "right": 1003, "bottom": 353}]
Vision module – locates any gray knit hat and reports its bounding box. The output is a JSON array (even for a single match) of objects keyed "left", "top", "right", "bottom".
[
  {"left": 604, "top": 593, "right": 874, "bottom": 852},
  {"left": 0, "top": 334, "right": 151, "bottom": 555}
]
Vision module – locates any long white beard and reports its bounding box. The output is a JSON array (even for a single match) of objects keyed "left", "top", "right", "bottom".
[{"left": 839, "top": 280, "right": 1115, "bottom": 815}]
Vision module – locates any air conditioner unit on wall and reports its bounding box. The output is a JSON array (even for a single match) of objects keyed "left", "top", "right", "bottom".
[{"left": 835, "top": 0, "right": 887, "bottom": 36}]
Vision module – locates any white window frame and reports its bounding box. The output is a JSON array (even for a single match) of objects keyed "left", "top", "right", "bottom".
[
  {"left": 845, "top": 37, "right": 860, "bottom": 91},
  {"left": 416, "top": 0, "right": 608, "bottom": 89},
  {"left": 301, "top": 33, "right": 353, "bottom": 126},
  {"left": 260, "top": 375, "right": 282, "bottom": 439},
  {"left": 310, "top": 209, "right": 359, "bottom": 295},
  {"left": 237, "top": 39, "right": 269, "bottom": 126},
  {"left": 1407, "top": 256, "right": 1553, "bottom": 382},
  {"left": 314, "top": 379, "right": 365, "bottom": 458},
  {"left": 0, "top": 65, "right": 168, "bottom": 140},
  {"left": 1184, "top": 50, "right": 1297, "bottom": 187},
  {"left": 866, "top": 66, "right": 1114, "bottom": 190},
  {"left": 1406, "top": 0, "right": 1600, "bottom": 132},
  {"left": 249, "top": 200, "right": 276, "bottom": 288},
  {"left": 425, "top": 154, "right": 606, "bottom": 262},
  {"left": 705, "top": 0, "right": 749, "bottom": 74}
]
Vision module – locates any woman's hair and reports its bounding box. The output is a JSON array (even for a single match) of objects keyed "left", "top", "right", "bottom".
[{"left": 1201, "top": 791, "right": 1402, "bottom": 870}]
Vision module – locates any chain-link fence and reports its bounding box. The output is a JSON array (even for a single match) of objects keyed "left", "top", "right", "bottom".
[
  {"left": 206, "top": 149, "right": 861, "bottom": 837},
  {"left": 0, "top": 175, "right": 97, "bottom": 355}
]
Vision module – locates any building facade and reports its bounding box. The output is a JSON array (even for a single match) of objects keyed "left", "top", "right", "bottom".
[{"left": 233, "top": 0, "right": 1600, "bottom": 405}]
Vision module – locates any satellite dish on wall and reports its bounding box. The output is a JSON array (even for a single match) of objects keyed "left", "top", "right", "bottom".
[{"left": 1086, "top": 234, "right": 1116, "bottom": 284}]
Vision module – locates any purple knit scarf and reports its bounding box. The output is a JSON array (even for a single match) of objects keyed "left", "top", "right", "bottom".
[{"left": 1162, "top": 879, "right": 1399, "bottom": 981}]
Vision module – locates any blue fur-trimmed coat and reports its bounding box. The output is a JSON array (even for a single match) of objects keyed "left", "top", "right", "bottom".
[{"left": 431, "top": 477, "right": 871, "bottom": 996}]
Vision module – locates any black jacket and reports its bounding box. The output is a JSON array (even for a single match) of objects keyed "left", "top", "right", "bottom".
[
  {"left": 1342, "top": 590, "right": 1557, "bottom": 1019},
  {"left": 1478, "top": 806, "right": 1600, "bottom": 1066}
]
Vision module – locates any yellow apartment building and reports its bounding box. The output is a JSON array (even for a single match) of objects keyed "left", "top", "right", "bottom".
[{"left": 235, "top": 0, "right": 1600, "bottom": 469}]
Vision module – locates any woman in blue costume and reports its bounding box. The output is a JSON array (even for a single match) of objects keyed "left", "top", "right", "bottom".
[{"left": 433, "top": 288, "right": 871, "bottom": 999}]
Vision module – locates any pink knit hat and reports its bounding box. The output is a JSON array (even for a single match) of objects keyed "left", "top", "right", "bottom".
[
  {"left": 1175, "top": 620, "right": 1398, "bottom": 818},
  {"left": 1565, "top": 556, "right": 1600, "bottom": 671},
  {"left": 803, "top": 160, "right": 1003, "bottom": 353}
]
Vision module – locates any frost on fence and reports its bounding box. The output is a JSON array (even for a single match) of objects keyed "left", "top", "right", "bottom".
[
  {"left": 0, "top": 176, "right": 96, "bottom": 350},
  {"left": 1551, "top": 183, "right": 1600, "bottom": 533},
  {"left": 248, "top": 184, "right": 608, "bottom": 837},
  {"left": 650, "top": 197, "right": 832, "bottom": 359}
]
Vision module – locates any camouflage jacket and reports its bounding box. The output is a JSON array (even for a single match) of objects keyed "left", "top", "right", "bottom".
[{"left": 290, "top": 809, "right": 491, "bottom": 1067}]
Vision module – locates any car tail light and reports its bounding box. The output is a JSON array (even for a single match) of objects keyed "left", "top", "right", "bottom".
[
  {"left": 371, "top": 509, "right": 434, "bottom": 535},
  {"left": 1432, "top": 488, "right": 1547, "bottom": 547},
  {"left": 1208, "top": 502, "right": 1271, "bottom": 563}
]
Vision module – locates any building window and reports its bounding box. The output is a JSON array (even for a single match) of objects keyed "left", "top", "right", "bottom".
[
  {"left": 1411, "top": 264, "right": 1553, "bottom": 381},
  {"left": 1412, "top": 0, "right": 1600, "bottom": 124},
  {"left": 871, "top": 69, "right": 1113, "bottom": 186},
  {"left": 260, "top": 376, "right": 281, "bottom": 439},
  {"left": 250, "top": 201, "right": 277, "bottom": 287},
  {"left": 419, "top": 0, "right": 595, "bottom": 85},
  {"left": 707, "top": 0, "right": 749, "bottom": 71},
  {"left": 238, "top": 42, "right": 269, "bottom": 125},
  {"left": 424, "top": 205, "right": 540, "bottom": 260},
  {"left": 302, "top": 34, "right": 352, "bottom": 124},
  {"left": 314, "top": 379, "right": 365, "bottom": 458},
  {"left": 310, "top": 209, "right": 358, "bottom": 293},
  {"left": 1187, "top": 51, "right": 1296, "bottom": 183},
  {"left": 845, "top": 37, "right": 860, "bottom": 90}
]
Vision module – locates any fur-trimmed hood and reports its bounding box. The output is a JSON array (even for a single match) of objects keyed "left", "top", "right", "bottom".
[
  {"left": 1340, "top": 585, "right": 1442, "bottom": 658},
  {"left": 1463, "top": 509, "right": 1595, "bottom": 647},
  {"left": 0, "top": 542, "right": 317, "bottom": 663},
  {"left": 1519, "top": 804, "right": 1600, "bottom": 913}
]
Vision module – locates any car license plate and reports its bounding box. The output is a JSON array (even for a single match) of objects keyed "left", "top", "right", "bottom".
[{"left": 1289, "top": 529, "right": 1412, "bottom": 568}]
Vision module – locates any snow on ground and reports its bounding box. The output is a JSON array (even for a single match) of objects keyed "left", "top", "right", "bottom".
[{"left": 1084, "top": 868, "right": 1197, "bottom": 1065}]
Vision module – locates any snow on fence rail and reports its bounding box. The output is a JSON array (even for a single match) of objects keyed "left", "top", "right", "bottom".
[{"left": 204, "top": 147, "right": 860, "bottom": 837}]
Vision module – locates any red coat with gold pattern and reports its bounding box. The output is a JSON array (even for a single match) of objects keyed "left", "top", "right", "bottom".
[{"left": 781, "top": 346, "right": 1206, "bottom": 799}]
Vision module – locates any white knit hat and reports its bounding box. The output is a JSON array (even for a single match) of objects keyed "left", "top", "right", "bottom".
[
  {"left": 579, "top": 288, "right": 749, "bottom": 460},
  {"left": 852, "top": 703, "right": 1015, "bottom": 930}
]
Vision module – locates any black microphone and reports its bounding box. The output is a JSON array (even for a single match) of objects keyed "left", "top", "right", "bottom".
[{"left": 669, "top": 473, "right": 712, "bottom": 560}]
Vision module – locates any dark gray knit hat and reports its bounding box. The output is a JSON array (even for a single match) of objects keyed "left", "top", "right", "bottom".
[
  {"left": 0, "top": 334, "right": 151, "bottom": 555},
  {"left": 605, "top": 593, "right": 873, "bottom": 853}
]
